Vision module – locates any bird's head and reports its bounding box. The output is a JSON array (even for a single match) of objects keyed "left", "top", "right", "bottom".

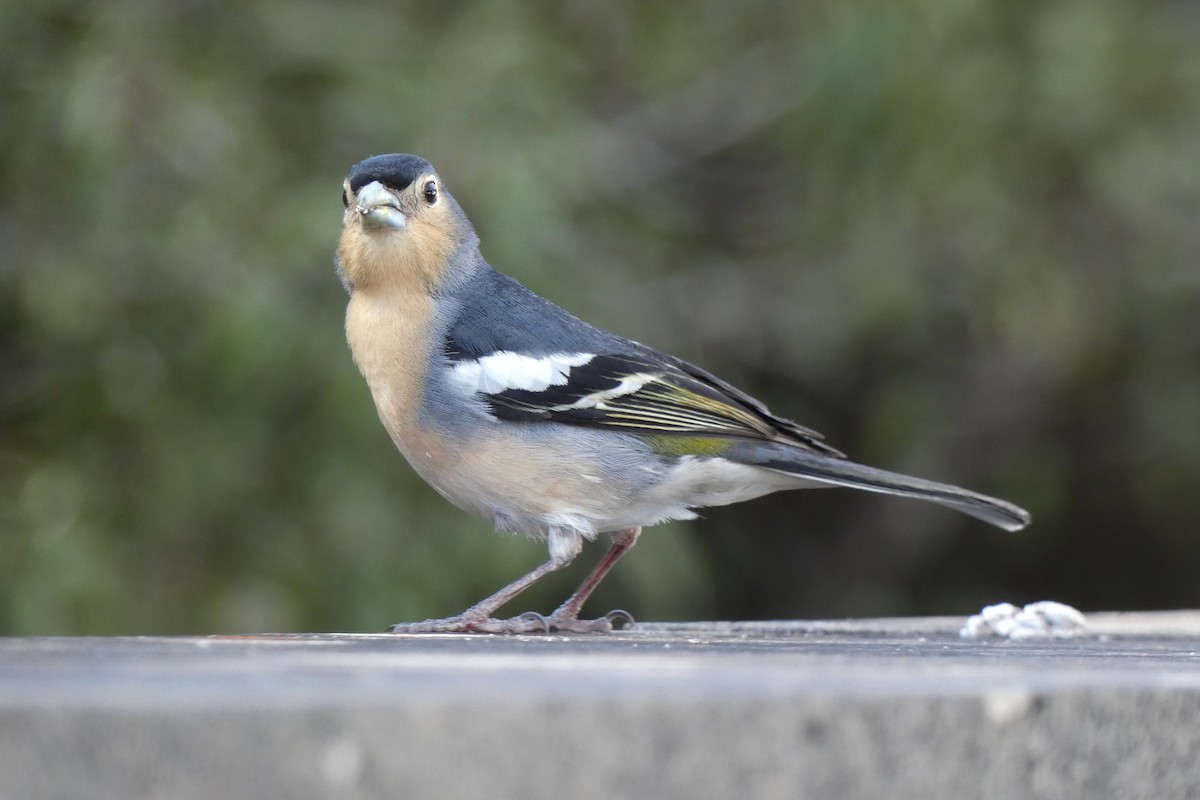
[{"left": 336, "top": 154, "right": 475, "bottom": 292}]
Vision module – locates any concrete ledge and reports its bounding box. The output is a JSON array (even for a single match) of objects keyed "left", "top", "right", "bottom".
[{"left": 3, "top": 612, "right": 1199, "bottom": 799}]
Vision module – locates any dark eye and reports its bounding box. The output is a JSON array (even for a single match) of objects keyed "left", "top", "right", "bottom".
[
  {"left": 422, "top": 180, "right": 438, "bottom": 204},
  {"left": 342, "top": 189, "right": 349, "bottom": 208}
]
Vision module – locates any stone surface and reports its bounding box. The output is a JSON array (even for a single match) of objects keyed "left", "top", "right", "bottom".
[{"left": 2, "top": 612, "right": 1199, "bottom": 799}]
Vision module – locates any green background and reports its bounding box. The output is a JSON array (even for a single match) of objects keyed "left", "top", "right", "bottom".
[{"left": 2, "top": 1, "right": 1198, "bottom": 634}]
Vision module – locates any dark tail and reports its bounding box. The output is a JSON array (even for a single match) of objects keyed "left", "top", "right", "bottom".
[{"left": 734, "top": 442, "right": 1031, "bottom": 532}]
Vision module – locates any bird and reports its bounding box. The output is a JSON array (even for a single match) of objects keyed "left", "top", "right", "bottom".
[{"left": 334, "top": 153, "right": 1030, "bottom": 634}]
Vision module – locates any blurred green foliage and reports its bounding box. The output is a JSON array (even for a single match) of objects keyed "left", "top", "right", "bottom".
[{"left": 2, "top": 0, "right": 1198, "bottom": 634}]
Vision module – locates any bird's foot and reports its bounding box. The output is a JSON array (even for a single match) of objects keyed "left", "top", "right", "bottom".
[
  {"left": 530, "top": 607, "right": 637, "bottom": 634},
  {"left": 385, "top": 614, "right": 526, "bottom": 634},
  {"left": 386, "top": 608, "right": 636, "bottom": 635}
]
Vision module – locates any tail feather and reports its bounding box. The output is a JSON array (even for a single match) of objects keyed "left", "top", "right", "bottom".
[{"left": 737, "top": 442, "right": 1031, "bottom": 532}]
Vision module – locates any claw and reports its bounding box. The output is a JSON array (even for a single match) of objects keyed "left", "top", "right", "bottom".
[
  {"left": 516, "top": 611, "right": 551, "bottom": 634},
  {"left": 604, "top": 609, "right": 636, "bottom": 629}
]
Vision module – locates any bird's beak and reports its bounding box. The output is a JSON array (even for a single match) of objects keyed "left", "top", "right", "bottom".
[{"left": 355, "top": 181, "right": 406, "bottom": 230}]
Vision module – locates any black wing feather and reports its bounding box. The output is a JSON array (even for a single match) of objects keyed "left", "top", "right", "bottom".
[
  {"left": 486, "top": 348, "right": 843, "bottom": 457},
  {"left": 442, "top": 267, "right": 842, "bottom": 457}
]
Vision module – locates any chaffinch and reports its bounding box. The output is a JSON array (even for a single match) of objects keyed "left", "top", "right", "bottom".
[{"left": 335, "top": 153, "right": 1030, "bottom": 634}]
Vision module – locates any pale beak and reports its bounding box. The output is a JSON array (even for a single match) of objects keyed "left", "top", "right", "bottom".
[{"left": 355, "top": 181, "right": 406, "bottom": 230}]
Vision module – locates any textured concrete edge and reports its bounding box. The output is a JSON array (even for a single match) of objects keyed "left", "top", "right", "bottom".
[{"left": 2, "top": 688, "right": 1198, "bottom": 800}]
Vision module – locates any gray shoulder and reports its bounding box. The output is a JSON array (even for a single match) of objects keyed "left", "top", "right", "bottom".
[{"left": 440, "top": 267, "right": 628, "bottom": 360}]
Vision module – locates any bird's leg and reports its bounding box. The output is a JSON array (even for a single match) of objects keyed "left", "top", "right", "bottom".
[
  {"left": 388, "top": 528, "right": 580, "bottom": 634},
  {"left": 544, "top": 527, "right": 641, "bottom": 633}
]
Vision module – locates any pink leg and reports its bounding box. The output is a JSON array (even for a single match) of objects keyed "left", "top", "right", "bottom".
[
  {"left": 388, "top": 549, "right": 575, "bottom": 634},
  {"left": 387, "top": 527, "right": 641, "bottom": 635},
  {"left": 545, "top": 527, "right": 641, "bottom": 632}
]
